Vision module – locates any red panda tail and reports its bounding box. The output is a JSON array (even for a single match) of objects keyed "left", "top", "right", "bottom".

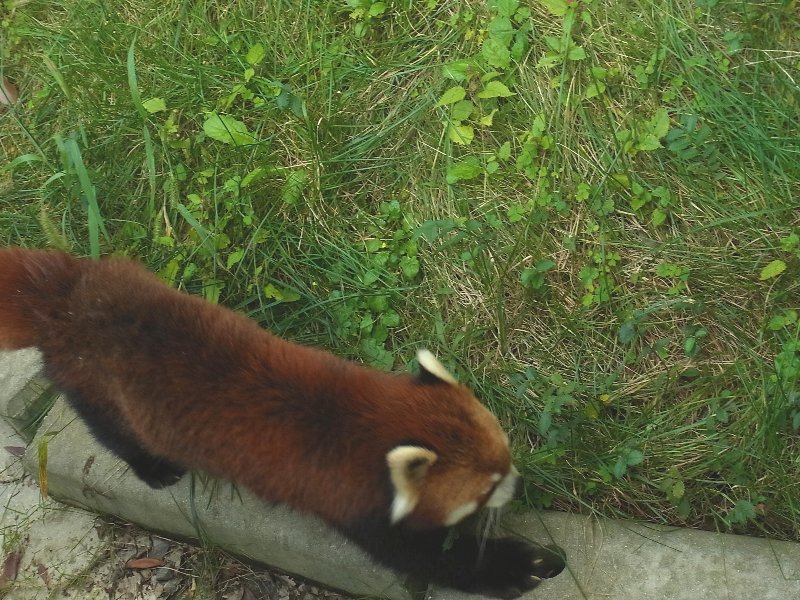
[{"left": 0, "top": 248, "right": 80, "bottom": 350}]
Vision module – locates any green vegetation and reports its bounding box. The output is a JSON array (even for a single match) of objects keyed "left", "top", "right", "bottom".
[{"left": 1, "top": 0, "right": 798, "bottom": 540}]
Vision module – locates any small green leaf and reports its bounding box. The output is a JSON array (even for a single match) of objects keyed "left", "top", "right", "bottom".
[
  {"left": 281, "top": 168, "right": 307, "bottom": 205},
  {"left": 446, "top": 157, "right": 483, "bottom": 184},
  {"left": 264, "top": 283, "right": 301, "bottom": 302},
  {"left": 760, "top": 259, "right": 786, "bottom": 280},
  {"left": 482, "top": 38, "right": 511, "bottom": 70},
  {"left": 479, "top": 109, "right": 498, "bottom": 127},
  {"left": 672, "top": 481, "right": 685, "bottom": 499},
  {"left": 649, "top": 108, "right": 671, "bottom": 138},
  {"left": 618, "top": 320, "right": 637, "bottom": 344},
  {"left": 142, "top": 97, "right": 167, "bottom": 114},
  {"left": 227, "top": 248, "right": 245, "bottom": 269},
  {"left": 448, "top": 123, "right": 474, "bottom": 145},
  {"left": 626, "top": 449, "right": 644, "bottom": 466},
  {"left": 540, "top": 0, "right": 569, "bottom": 16},
  {"left": 492, "top": 0, "right": 520, "bottom": 17},
  {"left": 246, "top": 43, "right": 266, "bottom": 65},
  {"left": 584, "top": 82, "right": 606, "bottom": 99},
  {"left": 477, "top": 80, "right": 515, "bottom": 99},
  {"left": 380, "top": 310, "right": 401, "bottom": 327},
  {"left": 487, "top": 16, "right": 515, "bottom": 46},
  {"left": 203, "top": 112, "right": 255, "bottom": 145},
  {"left": 497, "top": 141, "right": 512, "bottom": 161},
  {"left": 567, "top": 45, "right": 587, "bottom": 61},
  {"left": 368, "top": 1, "right": 387, "bottom": 16},
  {"left": 442, "top": 60, "right": 471, "bottom": 82},
  {"left": 652, "top": 208, "right": 667, "bottom": 226},
  {"left": 437, "top": 86, "right": 466, "bottom": 106},
  {"left": 637, "top": 134, "right": 663, "bottom": 151},
  {"left": 450, "top": 100, "right": 474, "bottom": 121},
  {"left": 400, "top": 256, "right": 420, "bottom": 279}
]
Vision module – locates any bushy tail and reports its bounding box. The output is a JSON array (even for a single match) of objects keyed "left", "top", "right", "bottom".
[{"left": 0, "top": 248, "right": 80, "bottom": 350}]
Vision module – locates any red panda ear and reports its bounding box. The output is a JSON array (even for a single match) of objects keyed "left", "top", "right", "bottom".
[
  {"left": 416, "top": 349, "right": 458, "bottom": 386},
  {"left": 386, "top": 445, "right": 438, "bottom": 523}
]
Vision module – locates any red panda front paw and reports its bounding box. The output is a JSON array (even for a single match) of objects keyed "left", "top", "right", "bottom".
[{"left": 470, "top": 538, "right": 565, "bottom": 599}]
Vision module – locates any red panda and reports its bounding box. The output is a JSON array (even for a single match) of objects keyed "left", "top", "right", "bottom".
[{"left": 0, "top": 248, "right": 563, "bottom": 597}]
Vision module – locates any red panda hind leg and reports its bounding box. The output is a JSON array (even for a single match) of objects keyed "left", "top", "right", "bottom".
[{"left": 63, "top": 387, "right": 186, "bottom": 488}]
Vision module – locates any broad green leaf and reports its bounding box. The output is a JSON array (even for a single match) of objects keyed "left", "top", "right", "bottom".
[
  {"left": 281, "top": 168, "right": 307, "bottom": 205},
  {"left": 142, "top": 97, "right": 166, "bottom": 113},
  {"left": 227, "top": 248, "right": 245, "bottom": 269},
  {"left": 450, "top": 100, "right": 474, "bottom": 121},
  {"left": 540, "top": 0, "right": 569, "bottom": 16},
  {"left": 264, "top": 283, "right": 301, "bottom": 302},
  {"left": 400, "top": 256, "right": 420, "bottom": 279},
  {"left": 760, "top": 259, "right": 787, "bottom": 280},
  {"left": 491, "top": 0, "right": 520, "bottom": 17},
  {"left": 246, "top": 43, "right": 266, "bottom": 65},
  {"left": 203, "top": 112, "right": 255, "bottom": 145},
  {"left": 672, "top": 481, "right": 685, "bottom": 499},
  {"left": 626, "top": 449, "right": 644, "bottom": 466},
  {"left": 637, "top": 134, "right": 662, "bottom": 151},
  {"left": 368, "top": 1, "right": 387, "bottom": 16},
  {"left": 584, "top": 81, "right": 606, "bottom": 99},
  {"left": 442, "top": 60, "right": 471, "bottom": 82},
  {"left": 535, "top": 259, "right": 556, "bottom": 272},
  {"left": 649, "top": 108, "right": 671, "bottom": 138},
  {"left": 618, "top": 320, "right": 637, "bottom": 344},
  {"left": 652, "top": 208, "right": 667, "bottom": 226},
  {"left": 520, "top": 267, "right": 545, "bottom": 289},
  {"left": 544, "top": 36, "right": 564, "bottom": 52},
  {"left": 567, "top": 45, "right": 587, "bottom": 61},
  {"left": 482, "top": 38, "right": 511, "bottom": 70},
  {"left": 477, "top": 80, "right": 515, "bottom": 99},
  {"left": 446, "top": 157, "right": 482, "bottom": 184},
  {"left": 479, "top": 109, "right": 498, "bottom": 127},
  {"left": 436, "top": 86, "right": 466, "bottom": 106},
  {"left": 448, "top": 123, "right": 474, "bottom": 145},
  {"left": 487, "top": 16, "right": 515, "bottom": 46},
  {"left": 241, "top": 166, "right": 267, "bottom": 188},
  {"left": 497, "top": 141, "right": 512, "bottom": 161}
]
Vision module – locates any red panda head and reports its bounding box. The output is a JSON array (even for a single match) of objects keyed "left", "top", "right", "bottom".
[{"left": 384, "top": 350, "right": 518, "bottom": 529}]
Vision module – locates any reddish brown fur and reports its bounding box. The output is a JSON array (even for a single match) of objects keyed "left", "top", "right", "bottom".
[
  {"left": 0, "top": 248, "right": 508, "bottom": 528},
  {"left": 0, "top": 248, "right": 565, "bottom": 596}
]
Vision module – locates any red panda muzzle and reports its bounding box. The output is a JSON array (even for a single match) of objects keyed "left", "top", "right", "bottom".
[{"left": 0, "top": 248, "right": 565, "bottom": 597}]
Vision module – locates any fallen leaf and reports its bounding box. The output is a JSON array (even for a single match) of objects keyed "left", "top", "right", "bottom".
[
  {"left": 0, "top": 550, "right": 23, "bottom": 586},
  {"left": 3, "top": 446, "right": 26, "bottom": 457},
  {"left": 35, "top": 561, "right": 49, "bottom": 586},
  {"left": 0, "top": 77, "right": 19, "bottom": 106},
  {"left": 125, "top": 557, "right": 165, "bottom": 569}
]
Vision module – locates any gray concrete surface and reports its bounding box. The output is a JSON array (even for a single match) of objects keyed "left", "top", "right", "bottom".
[{"left": 4, "top": 349, "right": 800, "bottom": 600}]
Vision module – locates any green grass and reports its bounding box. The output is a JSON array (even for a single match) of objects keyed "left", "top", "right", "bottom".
[{"left": 1, "top": 0, "right": 799, "bottom": 540}]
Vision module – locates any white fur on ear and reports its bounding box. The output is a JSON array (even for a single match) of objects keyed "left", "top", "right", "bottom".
[
  {"left": 386, "top": 445, "right": 438, "bottom": 523},
  {"left": 416, "top": 349, "right": 458, "bottom": 385}
]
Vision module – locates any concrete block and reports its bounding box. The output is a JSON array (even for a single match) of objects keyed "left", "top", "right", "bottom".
[
  {"left": 0, "top": 349, "right": 53, "bottom": 441},
  {"left": 23, "top": 397, "right": 412, "bottom": 600}
]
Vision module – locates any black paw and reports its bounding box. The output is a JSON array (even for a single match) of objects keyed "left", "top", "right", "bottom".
[
  {"left": 472, "top": 538, "right": 565, "bottom": 599},
  {"left": 129, "top": 456, "right": 186, "bottom": 489}
]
